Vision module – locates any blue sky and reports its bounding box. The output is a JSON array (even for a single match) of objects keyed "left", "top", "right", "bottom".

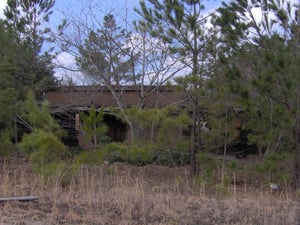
[
  {"left": 52, "top": 0, "right": 224, "bottom": 21},
  {"left": 51, "top": 0, "right": 137, "bottom": 23},
  {"left": 0, "top": 0, "right": 225, "bottom": 21}
]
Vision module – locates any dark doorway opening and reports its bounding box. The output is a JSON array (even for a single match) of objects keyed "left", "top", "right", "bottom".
[{"left": 103, "top": 114, "right": 127, "bottom": 142}]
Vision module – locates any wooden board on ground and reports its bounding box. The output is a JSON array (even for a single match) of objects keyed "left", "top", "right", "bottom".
[{"left": 0, "top": 196, "right": 38, "bottom": 203}]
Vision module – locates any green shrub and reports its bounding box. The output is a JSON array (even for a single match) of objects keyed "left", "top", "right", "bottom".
[
  {"left": 104, "top": 142, "right": 128, "bottom": 163},
  {"left": 254, "top": 152, "right": 290, "bottom": 183},
  {"left": 196, "top": 152, "right": 220, "bottom": 186},
  {"left": 125, "top": 144, "right": 153, "bottom": 165},
  {"left": 0, "top": 129, "right": 15, "bottom": 156},
  {"left": 19, "top": 129, "right": 70, "bottom": 185},
  {"left": 20, "top": 129, "right": 67, "bottom": 164},
  {"left": 104, "top": 142, "right": 153, "bottom": 166},
  {"left": 153, "top": 148, "right": 190, "bottom": 166},
  {"left": 74, "top": 150, "right": 104, "bottom": 166}
]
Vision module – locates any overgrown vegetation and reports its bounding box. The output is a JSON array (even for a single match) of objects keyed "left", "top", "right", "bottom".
[{"left": 0, "top": 0, "right": 299, "bottom": 193}]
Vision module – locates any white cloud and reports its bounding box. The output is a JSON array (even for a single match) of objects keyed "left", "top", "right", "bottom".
[
  {"left": 54, "top": 52, "right": 77, "bottom": 69},
  {"left": 53, "top": 52, "right": 88, "bottom": 85},
  {"left": 0, "top": 0, "right": 7, "bottom": 18}
]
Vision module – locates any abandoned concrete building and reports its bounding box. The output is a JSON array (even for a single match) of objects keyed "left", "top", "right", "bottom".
[{"left": 45, "top": 86, "right": 189, "bottom": 147}]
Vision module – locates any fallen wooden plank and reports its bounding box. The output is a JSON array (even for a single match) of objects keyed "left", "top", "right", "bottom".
[{"left": 0, "top": 196, "right": 38, "bottom": 203}]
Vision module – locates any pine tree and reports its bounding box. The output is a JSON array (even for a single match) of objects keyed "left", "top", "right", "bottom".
[
  {"left": 4, "top": 0, "right": 56, "bottom": 98},
  {"left": 79, "top": 106, "right": 109, "bottom": 150},
  {"left": 76, "top": 14, "right": 132, "bottom": 86},
  {"left": 76, "top": 14, "right": 140, "bottom": 141},
  {"left": 135, "top": 0, "right": 219, "bottom": 175},
  {"left": 214, "top": 0, "right": 300, "bottom": 186},
  {"left": 0, "top": 20, "right": 19, "bottom": 154}
]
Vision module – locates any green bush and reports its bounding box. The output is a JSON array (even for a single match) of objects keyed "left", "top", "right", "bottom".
[
  {"left": 104, "top": 142, "right": 153, "bottom": 166},
  {"left": 19, "top": 129, "right": 70, "bottom": 185},
  {"left": 19, "top": 129, "right": 75, "bottom": 186},
  {"left": 153, "top": 148, "right": 190, "bottom": 166},
  {"left": 20, "top": 129, "right": 67, "bottom": 164},
  {"left": 74, "top": 150, "right": 104, "bottom": 166},
  {"left": 254, "top": 152, "right": 290, "bottom": 183},
  {"left": 104, "top": 142, "right": 128, "bottom": 163},
  {"left": 125, "top": 144, "right": 153, "bottom": 165},
  {"left": 0, "top": 129, "right": 15, "bottom": 156},
  {"left": 196, "top": 152, "right": 220, "bottom": 186}
]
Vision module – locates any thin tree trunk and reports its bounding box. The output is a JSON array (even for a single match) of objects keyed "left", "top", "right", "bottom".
[
  {"left": 221, "top": 108, "right": 229, "bottom": 185},
  {"left": 294, "top": 8, "right": 300, "bottom": 189},
  {"left": 190, "top": 2, "right": 200, "bottom": 177},
  {"left": 190, "top": 106, "right": 197, "bottom": 176},
  {"left": 294, "top": 83, "right": 300, "bottom": 189}
]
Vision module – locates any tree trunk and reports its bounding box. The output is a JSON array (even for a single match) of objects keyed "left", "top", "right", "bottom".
[
  {"left": 221, "top": 108, "right": 229, "bottom": 185},
  {"left": 294, "top": 84, "right": 300, "bottom": 189},
  {"left": 294, "top": 13, "right": 300, "bottom": 189},
  {"left": 190, "top": 106, "right": 197, "bottom": 176},
  {"left": 190, "top": 2, "right": 200, "bottom": 177}
]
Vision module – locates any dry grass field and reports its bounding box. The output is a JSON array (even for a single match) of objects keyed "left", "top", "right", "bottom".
[{"left": 0, "top": 158, "right": 300, "bottom": 225}]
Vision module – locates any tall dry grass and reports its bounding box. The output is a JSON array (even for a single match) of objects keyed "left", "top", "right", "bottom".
[{"left": 0, "top": 159, "right": 300, "bottom": 225}]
